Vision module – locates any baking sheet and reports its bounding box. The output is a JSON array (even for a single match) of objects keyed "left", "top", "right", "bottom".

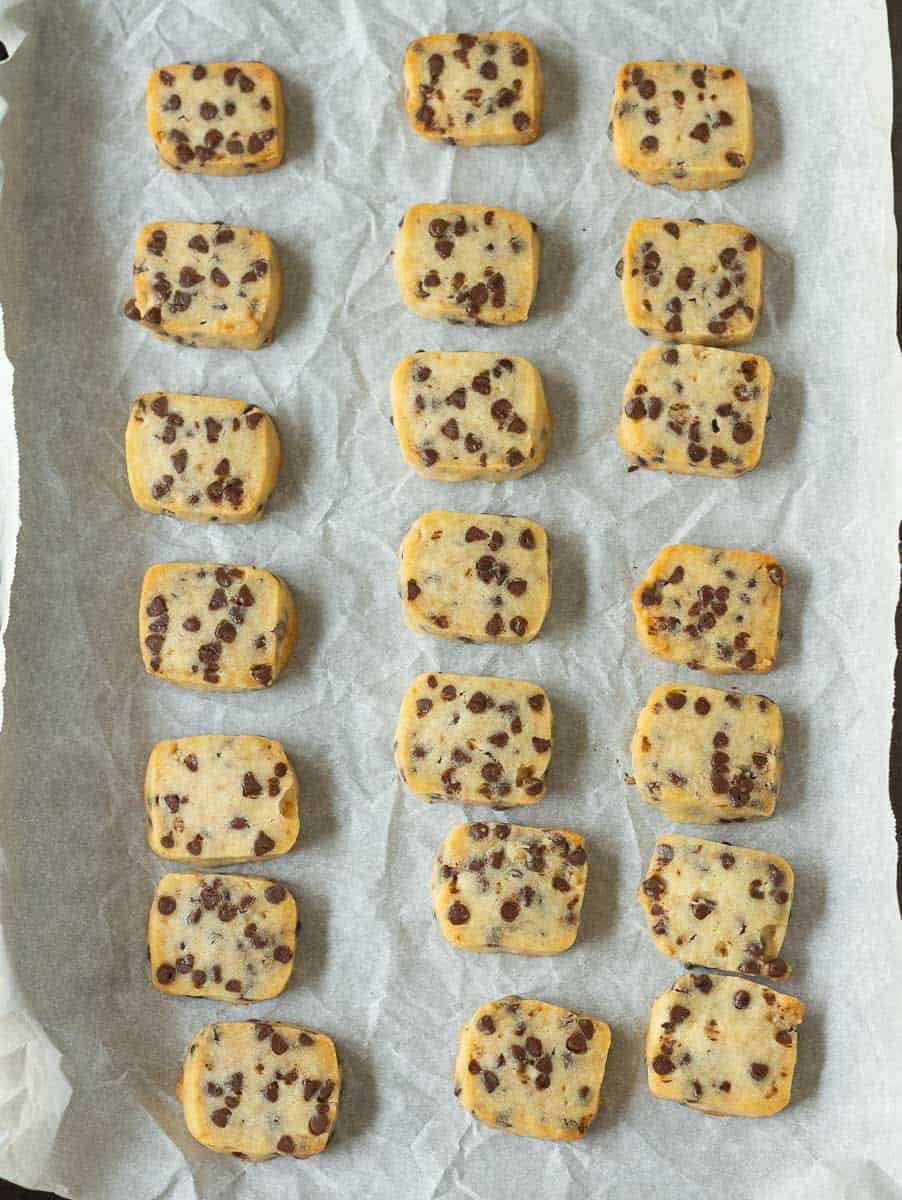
[{"left": 1, "top": 1, "right": 902, "bottom": 1197}]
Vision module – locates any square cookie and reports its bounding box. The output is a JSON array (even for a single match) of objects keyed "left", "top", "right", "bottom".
[
  {"left": 632, "top": 544, "right": 786, "bottom": 673},
  {"left": 147, "top": 62, "right": 285, "bottom": 174},
  {"left": 125, "top": 221, "right": 282, "bottom": 349},
  {"left": 180, "top": 1021, "right": 340, "bottom": 1159},
  {"left": 646, "top": 972, "right": 804, "bottom": 1116},
  {"left": 145, "top": 735, "right": 299, "bottom": 865},
  {"left": 433, "top": 823, "right": 588, "bottom": 954},
  {"left": 126, "top": 392, "right": 282, "bottom": 522},
  {"left": 391, "top": 352, "right": 551, "bottom": 481},
  {"left": 610, "top": 62, "right": 754, "bottom": 189},
  {"left": 393, "top": 204, "right": 539, "bottom": 324},
  {"left": 455, "top": 996, "right": 611, "bottom": 1140},
  {"left": 404, "top": 32, "right": 542, "bottom": 145},
  {"left": 149, "top": 873, "right": 297, "bottom": 1002},
  {"left": 139, "top": 562, "right": 297, "bottom": 690},
  {"left": 395, "top": 672, "right": 552, "bottom": 806},
  {"left": 619, "top": 345, "right": 773, "bottom": 476},
  {"left": 637, "top": 834, "right": 794, "bottom": 980},
  {"left": 630, "top": 684, "right": 783, "bottom": 824},
  {"left": 399, "top": 511, "right": 551, "bottom": 643},
  {"left": 619, "top": 219, "right": 762, "bottom": 345}
]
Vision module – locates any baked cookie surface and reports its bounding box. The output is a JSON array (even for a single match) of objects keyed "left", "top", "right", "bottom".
[
  {"left": 646, "top": 972, "right": 804, "bottom": 1116},
  {"left": 610, "top": 62, "right": 753, "bottom": 189},
  {"left": 126, "top": 392, "right": 281, "bottom": 522},
  {"left": 145, "top": 734, "right": 299, "bottom": 864},
  {"left": 400, "top": 511, "right": 551, "bottom": 644},
  {"left": 632, "top": 544, "right": 785, "bottom": 673},
  {"left": 180, "top": 1021, "right": 340, "bottom": 1159},
  {"left": 433, "top": 823, "right": 587, "bottom": 954},
  {"left": 139, "top": 562, "right": 296, "bottom": 690},
  {"left": 147, "top": 61, "right": 285, "bottom": 174},
  {"left": 149, "top": 872, "right": 296, "bottom": 1002},
  {"left": 637, "top": 834, "right": 794, "bottom": 980},
  {"left": 393, "top": 204, "right": 539, "bottom": 325},
  {"left": 630, "top": 684, "right": 783, "bottom": 824},
  {"left": 391, "top": 352, "right": 550, "bottom": 481},
  {"left": 455, "top": 996, "right": 611, "bottom": 1140},
  {"left": 619, "top": 345, "right": 772, "bottom": 476},
  {"left": 125, "top": 221, "right": 282, "bottom": 349},
  {"left": 395, "top": 672, "right": 552, "bottom": 806},
  {"left": 404, "top": 32, "right": 542, "bottom": 145},
  {"left": 620, "top": 219, "right": 762, "bottom": 345}
]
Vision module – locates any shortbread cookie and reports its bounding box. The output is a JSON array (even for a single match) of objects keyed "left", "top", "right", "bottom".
[
  {"left": 646, "top": 972, "right": 804, "bottom": 1116},
  {"left": 139, "top": 562, "right": 296, "bottom": 690},
  {"left": 619, "top": 345, "right": 773, "bottom": 476},
  {"left": 637, "top": 834, "right": 793, "bottom": 980},
  {"left": 433, "top": 824, "right": 587, "bottom": 954},
  {"left": 125, "top": 221, "right": 282, "bottom": 349},
  {"left": 145, "top": 735, "right": 299, "bottom": 865},
  {"left": 619, "top": 219, "right": 762, "bottom": 345},
  {"left": 126, "top": 392, "right": 281, "bottom": 522},
  {"left": 395, "top": 672, "right": 552, "bottom": 806},
  {"left": 633, "top": 544, "right": 785, "bottom": 673},
  {"left": 454, "top": 997, "right": 611, "bottom": 1140},
  {"left": 404, "top": 32, "right": 543, "bottom": 146},
  {"left": 393, "top": 204, "right": 539, "bottom": 324},
  {"left": 180, "top": 1021, "right": 340, "bottom": 1159},
  {"left": 150, "top": 873, "right": 297, "bottom": 1002},
  {"left": 147, "top": 62, "right": 285, "bottom": 174},
  {"left": 631, "top": 684, "right": 783, "bottom": 824},
  {"left": 610, "top": 62, "right": 754, "bottom": 189},
  {"left": 391, "top": 352, "right": 551, "bottom": 481},
  {"left": 399, "top": 511, "right": 551, "bottom": 643}
]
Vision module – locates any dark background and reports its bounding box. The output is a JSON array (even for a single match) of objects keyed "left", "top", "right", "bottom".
[{"left": 1, "top": 7, "right": 900, "bottom": 1200}]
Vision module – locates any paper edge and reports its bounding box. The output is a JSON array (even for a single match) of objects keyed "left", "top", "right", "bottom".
[{"left": 0, "top": 9, "right": 74, "bottom": 1190}]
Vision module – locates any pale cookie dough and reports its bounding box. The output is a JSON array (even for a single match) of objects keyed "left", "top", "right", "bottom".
[
  {"left": 404, "top": 32, "right": 543, "bottom": 146},
  {"left": 126, "top": 392, "right": 281, "bottom": 522},
  {"left": 145, "top": 735, "right": 299, "bottom": 864},
  {"left": 139, "top": 562, "right": 296, "bottom": 690},
  {"left": 610, "top": 62, "right": 754, "bottom": 189},
  {"left": 632, "top": 544, "right": 786, "bottom": 673},
  {"left": 147, "top": 62, "right": 285, "bottom": 174},
  {"left": 393, "top": 204, "right": 539, "bottom": 325},
  {"left": 637, "top": 834, "right": 794, "bottom": 980},
  {"left": 433, "top": 823, "right": 588, "bottom": 954},
  {"left": 399, "top": 511, "right": 551, "bottom": 643},
  {"left": 454, "top": 996, "right": 611, "bottom": 1140},
  {"left": 646, "top": 972, "right": 804, "bottom": 1116},
  {"left": 630, "top": 684, "right": 783, "bottom": 824},
  {"left": 149, "top": 873, "right": 297, "bottom": 1002},
  {"left": 619, "top": 218, "right": 762, "bottom": 345},
  {"left": 395, "top": 672, "right": 552, "bottom": 806},
  {"left": 180, "top": 1021, "right": 340, "bottom": 1159},
  {"left": 619, "top": 345, "right": 773, "bottom": 476},
  {"left": 125, "top": 221, "right": 282, "bottom": 349},
  {"left": 391, "top": 352, "right": 551, "bottom": 481}
]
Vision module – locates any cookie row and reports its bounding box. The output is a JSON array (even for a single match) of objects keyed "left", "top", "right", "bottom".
[
  {"left": 172, "top": 969, "right": 803, "bottom": 1157},
  {"left": 145, "top": 52, "right": 755, "bottom": 189},
  {"left": 137, "top": 62, "right": 321, "bottom": 1169},
  {"left": 124, "top": 350, "right": 771, "bottom": 534},
  {"left": 119, "top": 210, "right": 766, "bottom": 345},
  {"left": 134, "top": 537, "right": 784, "bottom": 690}
]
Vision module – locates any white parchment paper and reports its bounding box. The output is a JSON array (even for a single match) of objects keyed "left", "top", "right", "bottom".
[{"left": 1, "top": 1, "right": 901, "bottom": 1197}]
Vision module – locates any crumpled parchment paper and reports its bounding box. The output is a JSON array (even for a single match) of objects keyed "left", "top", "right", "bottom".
[{"left": 0, "top": 1, "right": 901, "bottom": 1197}]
